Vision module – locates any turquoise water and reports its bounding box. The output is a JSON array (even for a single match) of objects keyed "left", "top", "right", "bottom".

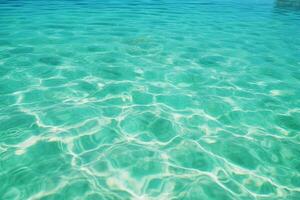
[{"left": 1, "top": 0, "right": 300, "bottom": 199}]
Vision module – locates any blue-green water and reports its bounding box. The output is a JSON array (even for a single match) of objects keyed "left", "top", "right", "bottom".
[{"left": 1, "top": 0, "right": 300, "bottom": 199}]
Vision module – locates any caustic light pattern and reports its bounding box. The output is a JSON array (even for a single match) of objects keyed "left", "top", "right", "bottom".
[{"left": 0, "top": 0, "right": 300, "bottom": 199}]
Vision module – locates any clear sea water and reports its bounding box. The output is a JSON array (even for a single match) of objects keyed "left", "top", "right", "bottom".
[{"left": 1, "top": 0, "right": 300, "bottom": 199}]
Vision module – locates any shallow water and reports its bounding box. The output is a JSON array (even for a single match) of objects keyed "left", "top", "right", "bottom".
[{"left": 1, "top": 0, "right": 300, "bottom": 199}]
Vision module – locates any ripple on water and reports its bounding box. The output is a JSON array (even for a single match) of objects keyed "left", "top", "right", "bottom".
[{"left": 1, "top": 0, "right": 300, "bottom": 199}]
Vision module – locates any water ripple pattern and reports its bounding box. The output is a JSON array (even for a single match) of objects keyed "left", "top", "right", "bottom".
[{"left": 1, "top": 0, "right": 300, "bottom": 199}]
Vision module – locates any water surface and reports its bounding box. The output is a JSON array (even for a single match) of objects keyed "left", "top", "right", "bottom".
[{"left": 1, "top": 0, "right": 300, "bottom": 199}]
